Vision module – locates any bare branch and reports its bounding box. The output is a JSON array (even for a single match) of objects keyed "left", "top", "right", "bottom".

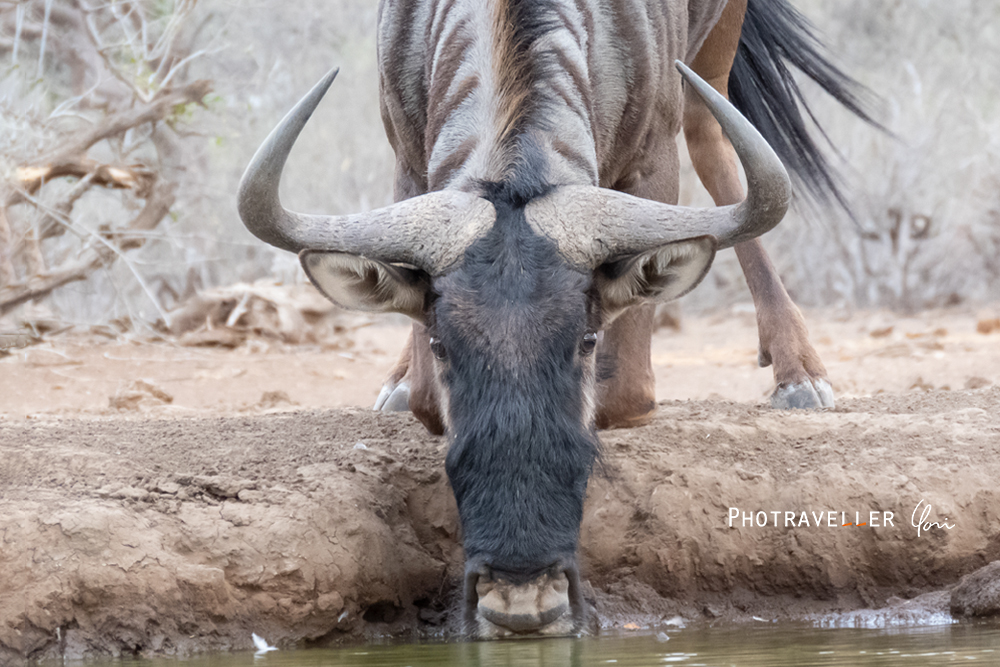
[
  {"left": 22, "top": 212, "right": 47, "bottom": 279},
  {"left": 38, "top": 0, "right": 54, "bottom": 77},
  {"left": 0, "top": 202, "right": 16, "bottom": 287},
  {"left": 26, "top": 158, "right": 149, "bottom": 192},
  {"left": 9, "top": 160, "right": 154, "bottom": 201},
  {"left": 0, "top": 179, "right": 177, "bottom": 318},
  {"left": 151, "top": 0, "right": 199, "bottom": 86},
  {"left": 158, "top": 45, "right": 222, "bottom": 90},
  {"left": 35, "top": 79, "right": 212, "bottom": 167},
  {"left": 12, "top": 0, "right": 24, "bottom": 63},
  {"left": 18, "top": 172, "right": 96, "bottom": 246},
  {"left": 49, "top": 78, "right": 103, "bottom": 119},
  {"left": 76, "top": 0, "right": 150, "bottom": 101}
]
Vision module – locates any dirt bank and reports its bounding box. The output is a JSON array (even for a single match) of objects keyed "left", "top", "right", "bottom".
[
  {"left": 3, "top": 305, "right": 1000, "bottom": 662},
  {"left": 3, "top": 386, "right": 1000, "bottom": 662}
]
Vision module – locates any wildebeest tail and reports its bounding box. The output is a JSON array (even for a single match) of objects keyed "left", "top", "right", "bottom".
[{"left": 729, "top": 0, "right": 884, "bottom": 212}]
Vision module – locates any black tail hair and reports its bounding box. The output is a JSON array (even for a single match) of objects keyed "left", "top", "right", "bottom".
[{"left": 729, "top": 0, "right": 885, "bottom": 213}]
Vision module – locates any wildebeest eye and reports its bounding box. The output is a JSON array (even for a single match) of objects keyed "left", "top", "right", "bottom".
[
  {"left": 429, "top": 336, "right": 447, "bottom": 361},
  {"left": 580, "top": 331, "right": 598, "bottom": 356}
]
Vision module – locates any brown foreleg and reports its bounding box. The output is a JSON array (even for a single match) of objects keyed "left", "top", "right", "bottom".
[
  {"left": 683, "top": 0, "right": 833, "bottom": 408},
  {"left": 373, "top": 160, "right": 447, "bottom": 433},
  {"left": 375, "top": 328, "right": 413, "bottom": 411},
  {"left": 375, "top": 321, "right": 446, "bottom": 435},
  {"left": 594, "top": 133, "right": 684, "bottom": 429},
  {"left": 594, "top": 303, "right": 658, "bottom": 429}
]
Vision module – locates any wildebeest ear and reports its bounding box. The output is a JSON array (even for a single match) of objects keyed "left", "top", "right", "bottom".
[
  {"left": 300, "top": 250, "right": 430, "bottom": 320},
  {"left": 594, "top": 237, "right": 716, "bottom": 320}
]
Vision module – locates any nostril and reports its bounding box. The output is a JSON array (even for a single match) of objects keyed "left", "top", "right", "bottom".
[
  {"left": 476, "top": 577, "right": 496, "bottom": 600},
  {"left": 476, "top": 569, "right": 573, "bottom": 635}
]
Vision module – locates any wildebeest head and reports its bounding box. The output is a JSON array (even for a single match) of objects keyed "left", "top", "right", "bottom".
[{"left": 237, "top": 63, "right": 789, "bottom": 637}]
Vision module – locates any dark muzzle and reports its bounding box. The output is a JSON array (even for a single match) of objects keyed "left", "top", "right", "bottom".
[{"left": 464, "top": 558, "right": 588, "bottom": 638}]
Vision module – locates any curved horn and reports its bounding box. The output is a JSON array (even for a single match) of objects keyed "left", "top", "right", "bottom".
[
  {"left": 527, "top": 61, "right": 791, "bottom": 267},
  {"left": 237, "top": 68, "right": 493, "bottom": 273}
]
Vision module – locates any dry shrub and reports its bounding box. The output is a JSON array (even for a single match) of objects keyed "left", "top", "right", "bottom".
[
  {"left": 0, "top": 0, "right": 215, "bottom": 327},
  {"left": 763, "top": 0, "right": 1000, "bottom": 310},
  {"left": 5, "top": 0, "right": 997, "bottom": 330}
]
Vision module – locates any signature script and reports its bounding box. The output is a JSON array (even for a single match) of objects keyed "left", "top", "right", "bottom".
[{"left": 911, "top": 499, "right": 956, "bottom": 537}]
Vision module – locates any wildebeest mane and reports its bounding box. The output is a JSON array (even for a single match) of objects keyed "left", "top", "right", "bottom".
[{"left": 491, "top": 0, "right": 562, "bottom": 170}]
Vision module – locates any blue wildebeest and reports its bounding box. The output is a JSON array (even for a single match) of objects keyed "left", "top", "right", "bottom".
[{"left": 239, "top": 0, "right": 876, "bottom": 637}]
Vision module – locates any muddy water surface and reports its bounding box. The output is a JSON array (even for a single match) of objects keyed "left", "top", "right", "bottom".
[{"left": 82, "top": 623, "right": 1000, "bottom": 667}]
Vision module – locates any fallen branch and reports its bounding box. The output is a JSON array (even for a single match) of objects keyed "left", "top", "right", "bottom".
[{"left": 13, "top": 160, "right": 155, "bottom": 200}]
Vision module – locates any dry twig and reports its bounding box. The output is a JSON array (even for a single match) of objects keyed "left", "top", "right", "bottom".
[{"left": 0, "top": 0, "right": 212, "bottom": 324}]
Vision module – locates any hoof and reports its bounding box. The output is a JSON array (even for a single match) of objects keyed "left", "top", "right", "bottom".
[
  {"left": 374, "top": 381, "right": 410, "bottom": 412},
  {"left": 770, "top": 378, "right": 835, "bottom": 410}
]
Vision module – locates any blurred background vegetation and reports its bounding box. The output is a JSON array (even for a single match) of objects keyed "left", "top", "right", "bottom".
[{"left": 0, "top": 0, "right": 997, "bottom": 334}]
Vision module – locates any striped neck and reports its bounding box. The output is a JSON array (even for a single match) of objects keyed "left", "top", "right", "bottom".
[{"left": 423, "top": 0, "right": 599, "bottom": 193}]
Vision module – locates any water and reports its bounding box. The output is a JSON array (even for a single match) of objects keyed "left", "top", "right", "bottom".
[{"left": 68, "top": 623, "right": 1000, "bottom": 667}]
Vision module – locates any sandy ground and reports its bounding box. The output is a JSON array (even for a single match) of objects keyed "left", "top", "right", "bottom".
[
  {"left": 1, "top": 305, "right": 998, "bottom": 418},
  {"left": 2, "top": 303, "right": 1000, "bottom": 662}
]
